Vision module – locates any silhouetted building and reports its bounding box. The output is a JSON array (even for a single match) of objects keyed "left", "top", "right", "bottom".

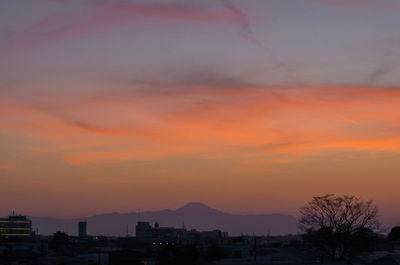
[
  {"left": 136, "top": 221, "right": 186, "bottom": 239},
  {"left": 78, "top": 221, "right": 87, "bottom": 237},
  {"left": 0, "top": 215, "right": 32, "bottom": 239},
  {"left": 136, "top": 222, "right": 152, "bottom": 238}
]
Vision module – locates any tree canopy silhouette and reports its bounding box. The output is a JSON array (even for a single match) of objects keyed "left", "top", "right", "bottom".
[
  {"left": 49, "top": 231, "right": 73, "bottom": 256},
  {"left": 299, "top": 194, "right": 379, "bottom": 260},
  {"left": 388, "top": 226, "right": 400, "bottom": 242}
]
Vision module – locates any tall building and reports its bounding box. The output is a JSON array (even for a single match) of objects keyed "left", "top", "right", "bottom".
[
  {"left": 78, "top": 221, "right": 87, "bottom": 237},
  {"left": 0, "top": 215, "right": 32, "bottom": 239}
]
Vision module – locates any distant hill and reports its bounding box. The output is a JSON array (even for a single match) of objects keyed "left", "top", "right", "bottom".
[{"left": 30, "top": 202, "right": 298, "bottom": 236}]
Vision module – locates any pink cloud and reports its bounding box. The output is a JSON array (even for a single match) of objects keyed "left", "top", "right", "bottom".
[
  {"left": 317, "top": 0, "right": 400, "bottom": 10},
  {"left": 2, "top": 0, "right": 259, "bottom": 50}
]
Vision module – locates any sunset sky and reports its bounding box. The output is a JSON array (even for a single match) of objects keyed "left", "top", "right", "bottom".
[{"left": 1, "top": 0, "right": 400, "bottom": 224}]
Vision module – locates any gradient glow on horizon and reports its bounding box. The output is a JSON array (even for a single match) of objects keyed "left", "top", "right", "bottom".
[{"left": 1, "top": 0, "right": 400, "bottom": 223}]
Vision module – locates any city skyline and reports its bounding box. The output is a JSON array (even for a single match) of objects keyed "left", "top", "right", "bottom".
[{"left": 1, "top": 0, "right": 400, "bottom": 225}]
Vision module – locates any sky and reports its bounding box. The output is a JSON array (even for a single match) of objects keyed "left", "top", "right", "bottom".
[{"left": 1, "top": 0, "right": 400, "bottom": 224}]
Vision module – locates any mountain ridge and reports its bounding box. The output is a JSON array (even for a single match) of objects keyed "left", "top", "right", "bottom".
[{"left": 28, "top": 202, "right": 299, "bottom": 236}]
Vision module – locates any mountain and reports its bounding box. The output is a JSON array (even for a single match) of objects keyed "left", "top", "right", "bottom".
[
  {"left": 29, "top": 202, "right": 298, "bottom": 236},
  {"left": 177, "top": 202, "right": 214, "bottom": 211}
]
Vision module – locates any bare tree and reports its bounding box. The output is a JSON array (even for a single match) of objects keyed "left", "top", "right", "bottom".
[{"left": 299, "top": 194, "right": 379, "bottom": 260}]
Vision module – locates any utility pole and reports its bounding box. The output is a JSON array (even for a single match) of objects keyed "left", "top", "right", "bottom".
[{"left": 253, "top": 233, "right": 257, "bottom": 263}]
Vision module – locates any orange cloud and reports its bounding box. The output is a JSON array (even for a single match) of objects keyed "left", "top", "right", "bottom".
[
  {"left": 1, "top": 84, "right": 400, "bottom": 166},
  {"left": 0, "top": 164, "right": 16, "bottom": 170},
  {"left": 62, "top": 151, "right": 132, "bottom": 165}
]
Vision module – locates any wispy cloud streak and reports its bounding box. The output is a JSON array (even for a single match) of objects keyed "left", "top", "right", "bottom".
[
  {"left": 317, "top": 0, "right": 400, "bottom": 10},
  {"left": 2, "top": 83, "right": 400, "bottom": 165},
  {"left": 220, "top": 0, "right": 298, "bottom": 83},
  {"left": 220, "top": 0, "right": 265, "bottom": 49},
  {"left": 2, "top": 0, "right": 259, "bottom": 48}
]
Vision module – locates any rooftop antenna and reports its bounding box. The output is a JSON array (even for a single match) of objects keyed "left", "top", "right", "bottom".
[
  {"left": 126, "top": 224, "right": 129, "bottom": 237},
  {"left": 182, "top": 221, "right": 186, "bottom": 230}
]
